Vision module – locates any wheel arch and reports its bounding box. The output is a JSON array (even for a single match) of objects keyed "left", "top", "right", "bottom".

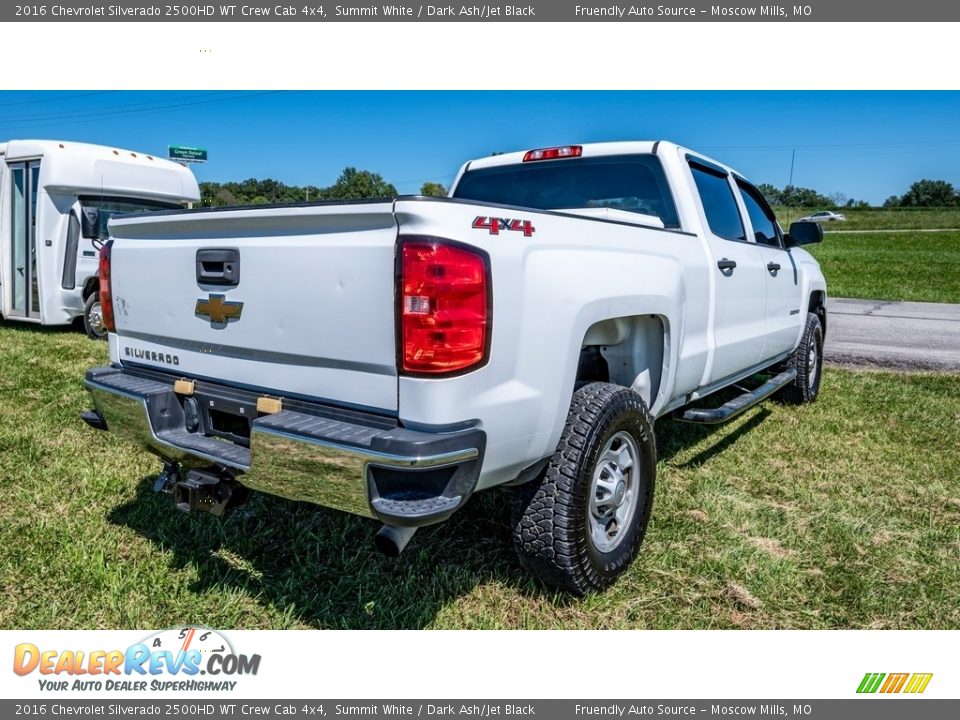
[
  {"left": 808, "top": 289, "right": 827, "bottom": 338},
  {"left": 578, "top": 313, "right": 670, "bottom": 413},
  {"left": 82, "top": 275, "right": 99, "bottom": 302}
]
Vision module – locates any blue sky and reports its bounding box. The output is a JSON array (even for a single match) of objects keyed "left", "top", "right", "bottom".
[{"left": 2, "top": 91, "right": 958, "bottom": 203}]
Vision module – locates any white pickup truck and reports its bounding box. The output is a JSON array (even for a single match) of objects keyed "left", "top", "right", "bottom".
[{"left": 82, "top": 141, "right": 827, "bottom": 594}]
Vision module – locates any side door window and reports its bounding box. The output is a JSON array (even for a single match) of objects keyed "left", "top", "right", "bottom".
[
  {"left": 690, "top": 164, "right": 746, "bottom": 242},
  {"left": 736, "top": 181, "right": 781, "bottom": 248}
]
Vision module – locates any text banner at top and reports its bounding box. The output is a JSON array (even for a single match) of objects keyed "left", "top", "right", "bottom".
[{"left": 5, "top": 1, "right": 960, "bottom": 22}]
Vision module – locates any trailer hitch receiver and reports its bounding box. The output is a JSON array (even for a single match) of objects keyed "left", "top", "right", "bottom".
[{"left": 174, "top": 468, "right": 248, "bottom": 516}]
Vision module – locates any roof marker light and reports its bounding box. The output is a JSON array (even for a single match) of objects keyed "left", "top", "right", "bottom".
[{"left": 523, "top": 145, "right": 583, "bottom": 162}]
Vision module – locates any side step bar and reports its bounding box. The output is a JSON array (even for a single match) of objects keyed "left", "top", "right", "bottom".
[{"left": 676, "top": 368, "right": 797, "bottom": 425}]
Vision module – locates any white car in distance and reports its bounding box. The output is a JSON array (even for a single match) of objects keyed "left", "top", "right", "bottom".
[{"left": 798, "top": 210, "right": 846, "bottom": 222}]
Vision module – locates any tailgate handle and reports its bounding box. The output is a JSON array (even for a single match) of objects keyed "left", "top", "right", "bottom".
[{"left": 196, "top": 248, "right": 240, "bottom": 286}]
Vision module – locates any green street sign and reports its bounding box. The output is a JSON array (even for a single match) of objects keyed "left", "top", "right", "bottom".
[{"left": 168, "top": 145, "right": 208, "bottom": 163}]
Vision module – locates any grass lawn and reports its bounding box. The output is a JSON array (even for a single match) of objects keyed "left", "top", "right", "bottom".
[
  {"left": 808, "top": 230, "right": 960, "bottom": 304},
  {"left": 1, "top": 323, "right": 958, "bottom": 630}
]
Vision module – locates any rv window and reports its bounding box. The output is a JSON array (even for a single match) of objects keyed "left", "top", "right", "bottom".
[
  {"left": 79, "top": 196, "right": 182, "bottom": 238},
  {"left": 62, "top": 212, "right": 80, "bottom": 290}
]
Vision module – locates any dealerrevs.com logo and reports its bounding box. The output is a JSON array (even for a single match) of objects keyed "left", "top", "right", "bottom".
[{"left": 13, "top": 627, "right": 260, "bottom": 693}]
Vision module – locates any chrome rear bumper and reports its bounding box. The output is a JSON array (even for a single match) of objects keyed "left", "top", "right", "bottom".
[{"left": 84, "top": 366, "right": 484, "bottom": 526}]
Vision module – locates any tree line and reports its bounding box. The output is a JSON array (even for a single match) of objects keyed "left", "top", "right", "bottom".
[
  {"left": 882, "top": 179, "right": 960, "bottom": 208},
  {"left": 758, "top": 179, "right": 960, "bottom": 209},
  {"left": 198, "top": 168, "right": 446, "bottom": 207},
  {"left": 198, "top": 166, "right": 957, "bottom": 210}
]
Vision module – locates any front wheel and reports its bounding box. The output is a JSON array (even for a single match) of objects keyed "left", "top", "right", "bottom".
[
  {"left": 83, "top": 292, "right": 107, "bottom": 341},
  {"left": 776, "top": 311, "right": 823, "bottom": 404},
  {"left": 512, "top": 382, "right": 656, "bottom": 595}
]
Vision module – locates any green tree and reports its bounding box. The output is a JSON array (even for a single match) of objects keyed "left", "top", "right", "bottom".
[
  {"left": 318, "top": 167, "right": 397, "bottom": 200},
  {"left": 779, "top": 185, "right": 833, "bottom": 208},
  {"left": 756, "top": 182, "right": 848, "bottom": 208},
  {"left": 897, "top": 179, "right": 959, "bottom": 207},
  {"left": 420, "top": 182, "right": 447, "bottom": 197},
  {"left": 756, "top": 183, "right": 783, "bottom": 206}
]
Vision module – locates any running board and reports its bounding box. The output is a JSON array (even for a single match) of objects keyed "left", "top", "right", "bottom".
[{"left": 675, "top": 368, "right": 797, "bottom": 425}]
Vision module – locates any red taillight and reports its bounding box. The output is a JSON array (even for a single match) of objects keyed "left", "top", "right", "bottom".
[
  {"left": 522, "top": 145, "right": 582, "bottom": 162},
  {"left": 98, "top": 241, "right": 116, "bottom": 333},
  {"left": 400, "top": 240, "right": 489, "bottom": 375}
]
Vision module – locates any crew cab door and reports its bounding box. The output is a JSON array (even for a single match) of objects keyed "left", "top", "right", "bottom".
[
  {"left": 734, "top": 179, "right": 805, "bottom": 362},
  {"left": 688, "top": 159, "right": 766, "bottom": 383}
]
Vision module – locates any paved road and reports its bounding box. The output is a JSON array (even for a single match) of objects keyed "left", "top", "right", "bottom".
[{"left": 825, "top": 298, "right": 960, "bottom": 372}]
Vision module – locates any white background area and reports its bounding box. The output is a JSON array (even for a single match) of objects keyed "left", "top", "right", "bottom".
[
  {"left": 3, "top": 18, "right": 958, "bottom": 702},
  {"left": 3, "top": 22, "right": 958, "bottom": 90}
]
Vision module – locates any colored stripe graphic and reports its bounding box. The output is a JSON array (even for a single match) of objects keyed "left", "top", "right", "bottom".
[
  {"left": 857, "top": 672, "right": 932, "bottom": 694},
  {"left": 857, "top": 673, "right": 885, "bottom": 693},
  {"left": 880, "top": 673, "right": 908, "bottom": 693},
  {"left": 904, "top": 673, "right": 934, "bottom": 694}
]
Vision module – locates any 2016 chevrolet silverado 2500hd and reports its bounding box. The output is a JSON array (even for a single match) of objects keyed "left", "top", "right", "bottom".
[{"left": 81, "top": 141, "right": 827, "bottom": 594}]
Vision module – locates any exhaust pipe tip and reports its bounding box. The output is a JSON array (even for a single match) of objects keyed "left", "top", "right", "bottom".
[{"left": 374, "top": 524, "right": 418, "bottom": 557}]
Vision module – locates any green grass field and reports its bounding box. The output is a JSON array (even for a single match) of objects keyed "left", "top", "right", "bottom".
[
  {"left": 807, "top": 230, "right": 960, "bottom": 303},
  {"left": 1, "top": 324, "right": 958, "bottom": 630}
]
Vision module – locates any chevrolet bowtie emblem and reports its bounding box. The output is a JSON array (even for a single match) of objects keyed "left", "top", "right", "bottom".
[{"left": 195, "top": 294, "right": 244, "bottom": 328}]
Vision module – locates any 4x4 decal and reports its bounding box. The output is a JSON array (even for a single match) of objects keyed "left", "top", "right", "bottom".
[{"left": 472, "top": 216, "right": 536, "bottom": 237}]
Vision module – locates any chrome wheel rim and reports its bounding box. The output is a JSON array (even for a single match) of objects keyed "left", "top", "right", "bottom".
[
  {"left": 588, "top": 431, "right": 641, "bottom": 553},
  {"left": 88, "top": 301, "right": 106, "bottom": 336},
  {"left": 807, "top": 336, "right": 819, "bottom": 390}
]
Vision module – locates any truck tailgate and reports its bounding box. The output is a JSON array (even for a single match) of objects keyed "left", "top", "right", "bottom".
[{"left": 107, "top": 202, "right": 400, "bottom": 413}]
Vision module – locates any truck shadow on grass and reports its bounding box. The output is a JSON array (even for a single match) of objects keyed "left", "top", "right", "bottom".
[
  {"left": 0, "top": 317, "right": 85, "bottom": 335},
  {"left": 106, "top": 396, "right": 768, "bottom": 629}
]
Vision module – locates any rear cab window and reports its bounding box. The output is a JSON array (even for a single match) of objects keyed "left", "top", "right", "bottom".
[{"left": 452, "top": 154, "right": 681, "bottom": 229}]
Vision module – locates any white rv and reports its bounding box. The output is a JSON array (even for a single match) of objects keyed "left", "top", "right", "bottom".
[{"left": 0, "top": 139, "right": 200, "bottom": 337}]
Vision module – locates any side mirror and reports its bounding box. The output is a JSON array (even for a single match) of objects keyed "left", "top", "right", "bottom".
[
  {"left": 80, "top": 207, "right": 104, "bottom": 240},
  {"left": 785, "top": 220, "right": 823, "bottom": 247}
]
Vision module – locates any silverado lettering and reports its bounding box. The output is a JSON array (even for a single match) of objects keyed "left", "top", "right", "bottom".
[{"left": 124, "top": 347, "right": 180, "bottom": 366}]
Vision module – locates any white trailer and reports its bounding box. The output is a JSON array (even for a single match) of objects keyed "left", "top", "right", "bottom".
[{"left": 0, "top": 139, "right": 199, "bottom": 337}]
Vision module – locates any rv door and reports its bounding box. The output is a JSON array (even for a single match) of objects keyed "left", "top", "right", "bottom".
[{"left": 6, "top": 160, "right": 41, "bottom": 319}]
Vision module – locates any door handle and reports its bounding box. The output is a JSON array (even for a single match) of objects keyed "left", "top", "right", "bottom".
[
  {"left": 767, "top": 261, "right": 782, "bottom": 274},
  {"left": 717, "top": 258, "right": 737, "bottom": 273}
]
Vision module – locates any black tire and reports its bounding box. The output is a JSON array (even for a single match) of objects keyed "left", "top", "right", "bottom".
[
  {"left": 83, "top": 292, "right": 107, "bottom": 341},
  {"left": 776, "top": 311, "right": 823, "bottom": 404},
  {"left": 512, "top": 382, "right": 656, "bottom": 595}
]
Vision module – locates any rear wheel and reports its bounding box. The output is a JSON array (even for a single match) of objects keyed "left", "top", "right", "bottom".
[
  {"left": 776, "top": 311, "right": 823, "bottom": 404},
  {"left": 512, "top": 382, "right": 656, "bottom": 595},
  {"left": 84, "top": 292, "right": 107, "bottom": 341}
]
